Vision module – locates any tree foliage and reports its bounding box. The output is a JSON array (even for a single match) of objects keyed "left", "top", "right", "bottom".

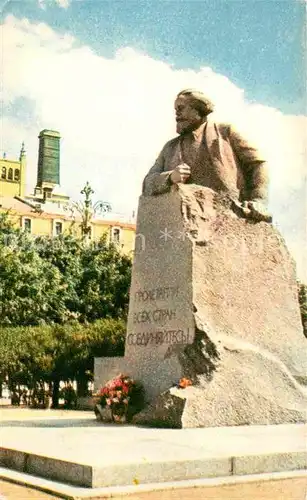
[
  {"left": 0, "top": 212, "right": 131, "bottom": 405},
  {"left": 0, "top": 213, "right": 131, "bottom": 326},
  {"left": 0, "top": 319, "right": 126, "bottom": 404}
]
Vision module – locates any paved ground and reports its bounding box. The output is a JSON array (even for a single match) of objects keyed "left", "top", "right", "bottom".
[
  {"left": 0, "top": 408, "right": 86, "bottom": 420},
  {"left": 0, "top": 408, "right": 306, "bottom": 497},
  {"left": 0, "top": 479, "right": 57, "bottom": 499},
  {"left": 1, "top": 408, "right": 306, "bottom": 488},
  {"left": 0, "top": 477, "right": 306, "bottom": 500}
]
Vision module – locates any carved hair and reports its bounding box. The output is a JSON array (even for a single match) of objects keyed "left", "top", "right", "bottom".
[{"left": 177, "top": 89, "right": 214, "bottom": 117}]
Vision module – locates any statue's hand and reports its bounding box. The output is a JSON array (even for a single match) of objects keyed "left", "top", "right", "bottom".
[
  {"left": 170, "top": 163, "right": 191, "bottom": 184},
  {"left": 242, "top": 200, "right": 272, "bottom": 223}
]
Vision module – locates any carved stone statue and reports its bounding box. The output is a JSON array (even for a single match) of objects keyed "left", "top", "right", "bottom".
[
  {"left": 143, "top": 89, "right": 271, "bottom": 222},
  {"left": 95, "top": 89, "right": 307, "bottom": 429}
]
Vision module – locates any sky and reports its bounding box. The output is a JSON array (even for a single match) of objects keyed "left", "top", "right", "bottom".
[{"left": 0, "top": 0, "right": 306, "bottom": 279}]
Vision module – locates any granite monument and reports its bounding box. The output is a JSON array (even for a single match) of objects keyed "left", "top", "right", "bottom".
[{"left": 95, "top": 89, "right": 307, "bottom": 427}]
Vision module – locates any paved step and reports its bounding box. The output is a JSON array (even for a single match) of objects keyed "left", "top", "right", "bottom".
[
  {"left": 0, "top": 468, "right": 306, "bottom": 500},
  {"left": 0, "top": 411, "right": 306, "bottom": 489}
]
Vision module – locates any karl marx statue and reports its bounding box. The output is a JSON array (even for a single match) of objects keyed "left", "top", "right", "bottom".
[{"left": 143, "top": 89, "right": 270, "bottom": 221}]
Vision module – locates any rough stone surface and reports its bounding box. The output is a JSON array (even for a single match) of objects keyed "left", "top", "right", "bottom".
[
  {"left": 96, "top": 184, "right": 307, "bottom": 427},
  {"left": 132, "top": 185, "right": 307, "bottom": 427},
  {"left": 133, "top": 336, "right": 307, "bottom": 427},
  {"left": 95, "top": 188, "right": 196, "bottom": 401}
]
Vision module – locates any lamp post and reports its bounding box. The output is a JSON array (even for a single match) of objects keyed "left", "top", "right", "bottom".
[{"left": 65, "top": 182, "right": 111, "bottom": 241}]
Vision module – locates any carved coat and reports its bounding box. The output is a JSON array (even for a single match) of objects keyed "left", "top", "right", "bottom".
[{"left": 142, "top": 121, "right": 268, "bottom": 203}]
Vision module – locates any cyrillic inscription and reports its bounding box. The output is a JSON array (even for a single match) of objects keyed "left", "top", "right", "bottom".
[
  {"left": 127, "top": 329, "right": 190, "bottom": 346},
  {"left": 133, "top": 308, "right": 176, "bottom": 324},
  {"left": 134, "top": 286, "right": 179, "bottom": 302}
]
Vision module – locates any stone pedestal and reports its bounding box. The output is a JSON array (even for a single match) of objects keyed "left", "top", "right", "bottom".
[
  {"left": 95, "top": 185, "right": 307, "bottom": 427},
  {"left": 95, "top": 187, "right": 195, "bottom": 400}
]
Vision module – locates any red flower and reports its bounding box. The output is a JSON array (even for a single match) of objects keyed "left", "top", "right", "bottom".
[
  {"left": 97, "top": 373, "right": 143, "bottom": 419},
  {"left": 121, "top": 384, "right": 129, "bottom": 394},
  {"left": 178, "top": 378, "right": 193, "bottom": 388}
]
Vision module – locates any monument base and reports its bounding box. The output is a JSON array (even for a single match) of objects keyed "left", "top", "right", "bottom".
[
  {"left": 94, "top": 352, "right": 184, "bottom": 403},
  {"left": 95, "top": 334, "right": 307, "bottom": 428},
  {"left": 132, "top": 331, "right": 307, "bottom": 428},
  {"left": 95, "top": 185, "right": 307, "bottom": 428},
  {"left": 1, "top": 410, "right": 306, "bottom": 489}
]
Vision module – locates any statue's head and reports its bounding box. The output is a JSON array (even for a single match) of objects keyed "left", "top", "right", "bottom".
[{"left": 174, "top": 89, "right": 214, "bottom": 135}]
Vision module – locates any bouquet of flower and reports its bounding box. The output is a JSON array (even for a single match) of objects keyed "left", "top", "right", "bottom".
[{"left": 97, "top": 374, "right": 144, "bottom": 422}]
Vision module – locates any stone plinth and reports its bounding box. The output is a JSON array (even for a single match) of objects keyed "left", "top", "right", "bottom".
[
  {"left": 95, "top": 188, "right": 195, "bottom": 400},
  {"left": 0, "top": 410, "right": 306, "bottom": 488},
  {"left": 95, "top": 185, "right": 307, "bottom": 427}
]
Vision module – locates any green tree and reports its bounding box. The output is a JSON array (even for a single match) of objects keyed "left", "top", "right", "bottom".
[
  {"left": 0, "top": 234, "right": 73, "bottom": 325},
  {"left": 77, "top": 237, "right": 131, "bottom": 322},
  {"left": 0, "top": 214, "right": 132, "bottom": 326},
  {"left": 0, "top": 324, "right": 55, "bottom": 405},
  {"left": 49, "top": 318, "right": 125, "bottom": 402},
  {"left": 0, "top": 210, "right": 131, "bottom": 406},
  {"left": 0, "top": 319, "right": 125, "bottom": 407},
  {"left": 35, "top": 234, "right": 84, "bottom": 319}
]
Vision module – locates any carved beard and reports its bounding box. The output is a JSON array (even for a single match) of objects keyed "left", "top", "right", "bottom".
[
  {"left": 176, "top": 118, "right": 205, "bottom": 135},
  {"left": 176, "top": 120, "right": 193, "bottom": 135}
]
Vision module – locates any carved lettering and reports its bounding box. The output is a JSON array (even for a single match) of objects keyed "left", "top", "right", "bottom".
[
  {"left": 127, "top": 329, "right": 190, "bottom": 346},
  {"left": 134, "top": 286, "right": 179, "bottom": 302},
  {"left": 133, "top": 310, "right": 152, "bottom": 324},
  {"left": 133, "top": 308, "right": 176, "bottom": 324}
]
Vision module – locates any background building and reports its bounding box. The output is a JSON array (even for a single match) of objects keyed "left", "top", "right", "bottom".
[
  {"left": 0, "top": 143, "right": 26, "bottom": 198},
  {"left": 0, "top": 131, "right": 136, "bottom": 254}
]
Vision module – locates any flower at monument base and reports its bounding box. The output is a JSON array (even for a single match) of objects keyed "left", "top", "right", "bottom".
[
  {"left": 113, "top": 414, "right": 124, "bottom": 423},
  {"left": 178, "top": 377, "right": 193, "bottom": 389},
  {"left": 96, "top": 373, "right": 144, "bottom": 423}
]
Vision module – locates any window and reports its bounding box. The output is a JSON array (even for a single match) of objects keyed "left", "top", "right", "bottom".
[
  {"left": 111, "top": 227, "right": 121, "bottom": 244},
  {"left": 53, "top": 220, "right": 64, "bottom": 236},
  {"left": 23, "top": 218, "right": 31, "bottom": 233},
  {"left": 14, "top": 169, "right": 20, "bottom": 181},
  {"left": 1, "top": 167, "right": 6, "bottom": 179},
  {"left": 55, "top": 221, "right": 63, "bottom": 236},
  {"left": 8, "top": 168, "right": 13, "bottom": 180},
  {"left": 43, "top": 189, "right": 52, "bottom": 200}
]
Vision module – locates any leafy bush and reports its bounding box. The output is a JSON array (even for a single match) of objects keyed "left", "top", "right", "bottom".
[{"left": 0, "top": 318, "right": 126, "bottom": 406}]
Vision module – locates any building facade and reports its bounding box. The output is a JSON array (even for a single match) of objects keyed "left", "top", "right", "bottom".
[
  {"left": 0, "top": 132, "right": 136, "bottom": 254},
  {"left": 0, "top": 143, "right": 26, "bottom": 198}
]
